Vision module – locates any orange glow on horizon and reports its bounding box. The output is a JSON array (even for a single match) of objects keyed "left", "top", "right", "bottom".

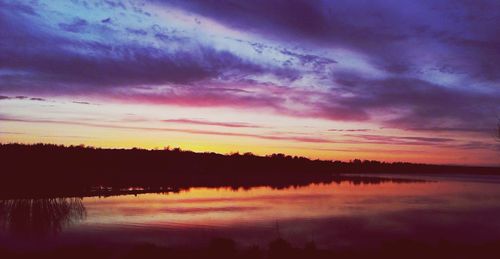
[{"left": 1, "top": 97, "right": 498, "bottom": 166}]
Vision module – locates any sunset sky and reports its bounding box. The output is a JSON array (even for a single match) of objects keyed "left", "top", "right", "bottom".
[{"left": 0, "top": 0, "right": 499, "bottom": 165}]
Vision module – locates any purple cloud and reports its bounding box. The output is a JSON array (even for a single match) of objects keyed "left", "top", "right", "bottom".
[{"left": 0, "top": 0, "right": 499, "bottom": 139}]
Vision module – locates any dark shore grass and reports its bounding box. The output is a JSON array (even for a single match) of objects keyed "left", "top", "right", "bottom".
[{"left": 1, "top": 237, "right": 500, "bottom": 259}]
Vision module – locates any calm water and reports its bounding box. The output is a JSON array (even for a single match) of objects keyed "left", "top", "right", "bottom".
[{"left": 2, "top": 174, "right": 500, "bottom": 251}]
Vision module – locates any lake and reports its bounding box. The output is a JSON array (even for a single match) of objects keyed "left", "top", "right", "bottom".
[{"left": 2, "top": 174, "right": 500, "bottom": 255}]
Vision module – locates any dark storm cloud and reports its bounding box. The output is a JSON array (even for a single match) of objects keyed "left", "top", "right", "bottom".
[
  {"left": 0, "top": 1, "right": 271, "bottom": 91},
  {"left": 158, "top": 0, "right": 500, "bottom": 80},
  {"left": 322, "top": 74, "right": 500, "bottom": 130},
  {"left": 0, "top": 28, "right": 259, "bottom": 90},
  {"left": 0, "top": 1, "right": 36, "bottom": 15}
]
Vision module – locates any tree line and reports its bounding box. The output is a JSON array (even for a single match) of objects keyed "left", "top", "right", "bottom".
[{"left": 0, "top": 143, "right": 498, "bottom": 198}]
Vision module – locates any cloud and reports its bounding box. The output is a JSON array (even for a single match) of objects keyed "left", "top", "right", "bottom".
[
  {"left": 160, "top": 0, "right": 500, "bottom": 81},
  {"left": 0, "top": 95, "right": 46, "bottom": 102},
  {"left": 0, "top": 131, "right": 25, "bottom": 135},
  {"left": 0, "top": 0, "right": 499, "bottom": 142},
  {"left": 0, "top": 115, "right": 335, "bottom": 144},
  {"left": 58, "top": 18, "right": 89, "bottom": 33},
  {"left": 0, "top": 42, "right": 251, "bottom": 89},
  {"left": 0, "top": 4, "right": 270, "bottom": 92},
  {"left": 0, "top": 1, "right": 36, "bottom": 16},
  {"left": 73, "top": 101, "right": 92, "bottom": 105},
  {"left": 307, "top": 147, "right": 425, "bottom": 154},
  {"left": 403, "top": 127, "right": 493, "bottom": 134},
  {"left": 452, "top": 141, "right": 499, "bottom": 151},
  {"left": 29, "top": 97, "right": 46, "bottom": 101},
  {"left": 328, "top": 75, "right": 500, "bottom": 131},
  {"left": 343, "top": 134, "right": 456, "bottom": 146},
  {"left": 2, "top": 113, "right": 497, "bottom": 151},
  {"left": 161, "top": 119, "right": 264, "bottom": 128},
  {"left": 328, "top": 129, "right": 371, "bottom": 132}
]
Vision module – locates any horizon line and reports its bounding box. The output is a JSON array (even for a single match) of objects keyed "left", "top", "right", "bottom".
[{"left": 1, "top": 142, "right": 498, "bottom": 169}]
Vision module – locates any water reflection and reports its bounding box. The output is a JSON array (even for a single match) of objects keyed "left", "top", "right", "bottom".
[
  {"left": 77, "top": 178, "right": 500, "bottom": 250},
  {"left": 0, "top": 175, "right": 420, "bottom": 238},
  {"left": 2, "top": 175, "right": 500, "bottom": 254},
  {"left": 0, "top": 198, "right": 86, "bottom": 236}
]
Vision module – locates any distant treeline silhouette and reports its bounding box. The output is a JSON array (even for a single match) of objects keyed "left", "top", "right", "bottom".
[{"left": 0, "top": 143, "right": 498, "bottom": 198}]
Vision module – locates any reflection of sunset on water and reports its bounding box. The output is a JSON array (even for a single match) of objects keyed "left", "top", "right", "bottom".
[
  {"left": 80, "top": 180, "right": 500, "bottom": 231},
  {"left": 2, "top": 177, "right": 500, "bottom": 250}
]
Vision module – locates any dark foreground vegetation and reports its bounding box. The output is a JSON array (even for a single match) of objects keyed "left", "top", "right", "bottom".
[
  {"left": 0, "top": 143, "right": 498, "bottom": 198},
  {"left": 1, "top": 196, "right": 500, "bottom": 259},
  {"left": 1, "top": 237, "right": 500, "bottom": 259}
]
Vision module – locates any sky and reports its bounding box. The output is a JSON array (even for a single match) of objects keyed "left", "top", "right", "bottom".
[{"left": 0, "top": 0, "right": 499, "bottom": 166}]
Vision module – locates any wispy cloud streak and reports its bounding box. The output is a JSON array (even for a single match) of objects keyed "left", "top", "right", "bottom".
[{"left": 161, "top": 119, "right": 263, "bottom": 128}]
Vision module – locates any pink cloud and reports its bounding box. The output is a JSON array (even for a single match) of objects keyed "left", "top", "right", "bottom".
[{"left": 161, "top": 119, "right": 264, "bottom": 128}]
